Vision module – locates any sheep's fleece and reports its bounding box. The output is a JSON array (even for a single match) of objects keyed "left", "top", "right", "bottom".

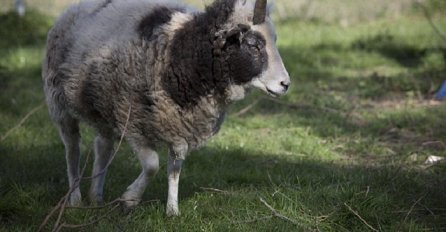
[{"left": 43, "top": 0, "right": 290, "bottom": 216}]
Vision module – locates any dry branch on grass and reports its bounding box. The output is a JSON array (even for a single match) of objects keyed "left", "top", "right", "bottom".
[
  {"left": 416, "top": 1, "right": 446, "bottom": 42},
  {"left": 53, "top": 147, "right": 93, "bottom": 231},
  {"left": 264, "top": 97, "right": 339, "bottom": 114},
  {"left": 0, "top": 102, "right": 45, "bottom": 142},
  {"left": 344, "top": 202, "right": 379, "bottom": 232},
  {"left": 38, "top": 105, "right": 132, "bottom": 232},
  {"left": 232, "top": 198, "right": 299, "bottom": 225},
  {"left": 200, "top": 187, "right": 232, "bottom": 195},
  {"left": 403, "top": 195, "right": 425, "bottom": 223},
  {"left": 259, "top": 197, "right": 299, "bottom": 225},
  {"left": 38, "top": 148, "right": 93, "bottom": 232},
  {"left": 233, "top": 215, "right": 274, "bottom": 224},
  {"left": 234, "top": 99, "right": 261, "bottom": 117},
  {"left": 83, "top": 105, "right": 133, "bottom": 181},
  {"left": 54, "top": 204, "right": 120, "bottom": 232},
  {"left": 65, "top": 198, "right": 123, "bottom": 210},
  {"left": 234, "top": 96, "right": 358, "bottom": 120}
]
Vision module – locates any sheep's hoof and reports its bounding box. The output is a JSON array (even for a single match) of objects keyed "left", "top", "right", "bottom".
[
  {"left": 120, "top": 198, "right": 141, "bottom": 214},
  {"left": 68, "top": 190, "right": 83, "bottom": 206},
  {"left": 166, "top": 205, "right": 180, "bottom": 217},
  {"left": 88, "top": 194, "right": 104, "bottom": 206},
  {"left": 68, "top": 199, "right": 83, "bottom": 207},
  {"left": 120, "top": 201, "right": 136, "bottom": 215}
]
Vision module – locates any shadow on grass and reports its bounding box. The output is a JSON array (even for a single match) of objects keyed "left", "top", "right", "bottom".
[
  {"left": 0, "top": 142, "right": 445, "bottom": 230},
  {"left": 258, "top": 42, "right": 446, "bottom": 143},
  {"left": 279, "top": 46, "right": 335, "bottom": 81},
  {"left": 242, "top": 93, "right": 446, "bottom": 155},
  {"left": 279, "top": 43, "right": 445, "bottom": 90},
  {"left": 352, "top": 33, "right": 429, "bottom": 67}
]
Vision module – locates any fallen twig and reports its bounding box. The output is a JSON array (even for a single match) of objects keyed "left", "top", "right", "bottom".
[
  {"left": 54, "top": 203, "right": 120, "bottom": 232},
  {"left": 403, "top": 196, "right": 425, "bottom": 223},
  {"left": 234, "top": 99, "right": 260, "bottom": 117},
  {"left": 38, "top": 104, "right": 132, "bottom": 232},
  {"left": 37, "top": 148, "right": 92, "bottom": 232},
  {"left": 421, "top": 141, "right": 446, "bottom": 149},
  {"left": 234, "top": 96, "right": 363, "bottom": 122},
  {"left": 233, "top": 215, "right": 273, "bottom": 224},
  {"left": 344, "top": 202, "right": 378, "bottom": 232},
  {"left": 65, "top": 198, "right": 122, "bottom": 210},
  {"left": 259, "top": 197, "right": 298, "bottom": 225},
  {"left": 65, "top": 198, "right": 154, "bottom": 210},
  {"left": 53, "top": 148, "right": 93, "bottom": 231},
  {"left": 200, "top": 187, "right": 231, "bottom": 195},
  {"left": 416, "top": 202, "right": 435, "bottom": 216},
  {"left": 83, "top": 104, "right": 132, "bottom": 180},
  {"left": 262, "top": 96, "right": 341, "bottom": 114},
  {"left": 394, "top": 207, "right": 446, "bottom": 213},
  {"left": 415, "top": 1, "right": 446, "bottom": 42},
  {"left": 1, "top": 102, "right": 45, "bottom": 142},
  {"left": 38, "top": 196, "right": 67, "bottom": 232}
]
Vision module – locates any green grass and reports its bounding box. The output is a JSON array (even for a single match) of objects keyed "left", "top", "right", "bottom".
[{"left": 1, "top": 7, "right": 446, "bottom": 232}]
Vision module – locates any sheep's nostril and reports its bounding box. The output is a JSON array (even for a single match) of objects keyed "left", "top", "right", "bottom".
[{"left": 280, "top": 81, "right": 290, "bottom": 91}]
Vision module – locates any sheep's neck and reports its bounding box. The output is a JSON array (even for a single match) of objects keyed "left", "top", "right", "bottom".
[{"left": 162, "top": 4, "right": 239, "bottom": 109}]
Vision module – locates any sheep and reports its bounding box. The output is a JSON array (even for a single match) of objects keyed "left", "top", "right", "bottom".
[{"left": 42, "top": 0, "right": 290, "bottom": 216}]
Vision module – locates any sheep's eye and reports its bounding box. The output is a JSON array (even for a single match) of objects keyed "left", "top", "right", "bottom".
[{"left": 243, "top": 32, "right": 266, "bottom": 50}]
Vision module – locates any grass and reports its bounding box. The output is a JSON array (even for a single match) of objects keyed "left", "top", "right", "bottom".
[{"left": 1, "top": 5, "right": 446, "bottom": 232}]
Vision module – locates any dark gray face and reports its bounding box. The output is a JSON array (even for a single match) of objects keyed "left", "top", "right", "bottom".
[{"left": 223, "top": 27, "right": 268, "bottom": 85}]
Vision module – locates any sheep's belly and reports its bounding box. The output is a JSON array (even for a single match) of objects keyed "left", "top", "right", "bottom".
[{"left": 149, "top": 96, "right": 226, "bottom": 154}]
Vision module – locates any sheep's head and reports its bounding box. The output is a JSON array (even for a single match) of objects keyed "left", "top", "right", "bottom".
[{"left": 213, "top": 0, "right": 290, "bottom": 98}]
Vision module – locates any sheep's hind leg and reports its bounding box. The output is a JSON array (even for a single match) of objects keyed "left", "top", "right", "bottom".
[
  {"left": 121, "top": 146, "right": 159, "bottom": 212},
  {"left": 89, "top": 134, "right": 114, "bottom": 205},
  {"left": 166, "top": 143, "right": 187, "bottom": 217},
  {"left": 56, "top": 116, "right": 82, "bottom": 206}
]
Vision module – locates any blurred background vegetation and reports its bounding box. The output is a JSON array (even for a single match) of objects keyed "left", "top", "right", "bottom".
[
  {"left": 1, "top": 0, "right": 445, "bottom": 21},
  {"left": 0, "top": 0, "right": 446, "bottom": 231}
]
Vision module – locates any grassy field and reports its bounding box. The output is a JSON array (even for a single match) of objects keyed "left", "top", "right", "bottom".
[{"left": 1, "top": 2, "right": 446, "bottom": 232}]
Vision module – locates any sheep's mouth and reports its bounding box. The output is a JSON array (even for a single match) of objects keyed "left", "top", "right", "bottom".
[{"left": 266, "top": 88, "right": 280, "bottom": 98}]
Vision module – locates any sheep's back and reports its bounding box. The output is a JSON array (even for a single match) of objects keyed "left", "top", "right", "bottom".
[{"left": 44, "top": 0, "right": 189, "bottom": 123}]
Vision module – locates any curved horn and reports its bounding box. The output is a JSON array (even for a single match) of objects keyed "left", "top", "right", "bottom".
[{"left": 253, "top": 0, "right": 267, "bottom": 25}]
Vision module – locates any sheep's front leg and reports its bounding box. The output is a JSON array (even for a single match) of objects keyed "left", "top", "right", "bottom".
[
  {"left": 166, "top": 143, "right": 187, "bottom": 216},
  {"left": 121, "top": 146, "right": 159, "bottom": 211}
]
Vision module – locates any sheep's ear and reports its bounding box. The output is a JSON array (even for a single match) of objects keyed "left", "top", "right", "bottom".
[
  {"left": 225, "top": 24, "right": 251, "bottom": 44},
  {"left": 223, "top": 27, "right": 241, "bottom": 46}
]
